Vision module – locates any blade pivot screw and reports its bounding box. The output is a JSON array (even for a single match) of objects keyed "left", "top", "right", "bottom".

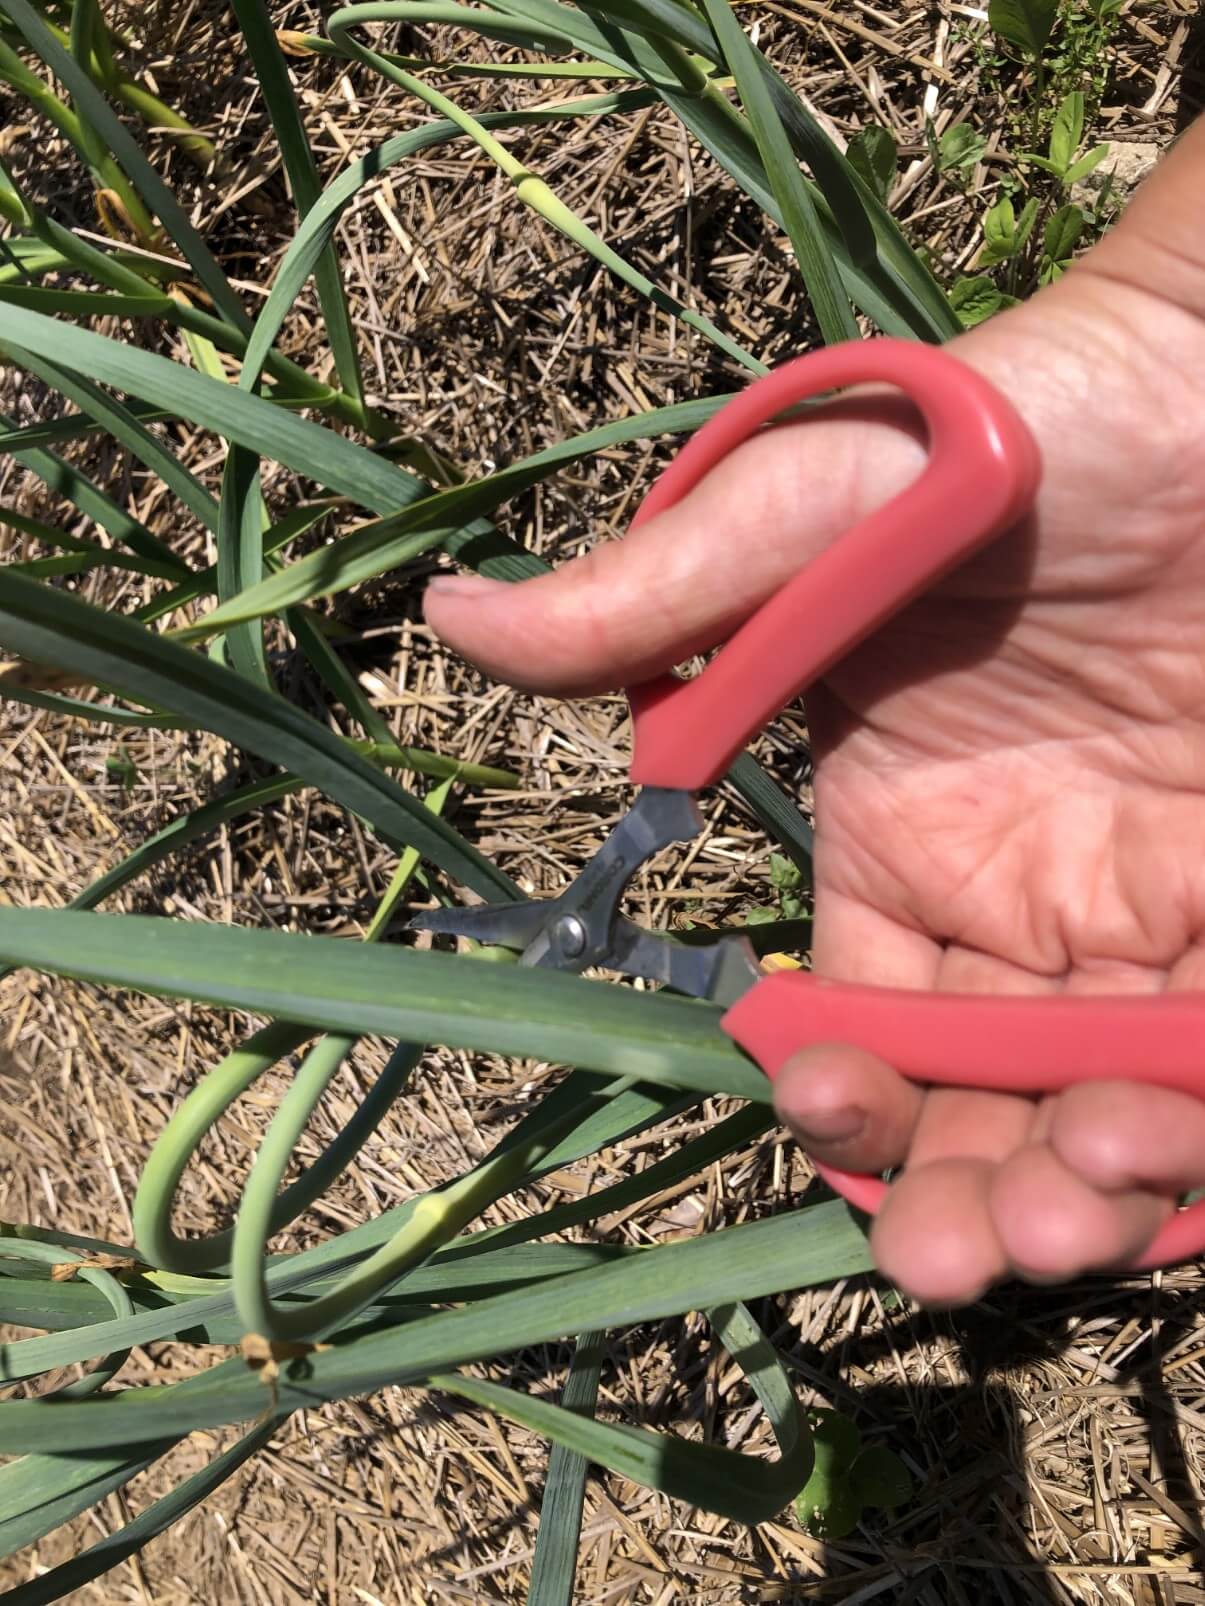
[{"left": 554, "top": 914, "right": 588, "bottom": 958}]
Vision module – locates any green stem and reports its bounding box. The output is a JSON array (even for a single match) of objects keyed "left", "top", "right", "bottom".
[
  {"left": 0, "top": 201, "right": 376, "bottom": 431},
  {"left": 0, "top": 35, "right": 157, "bottom": 242},
  {"left": 232, "top": 1063, "right": 608, "bottom": 1340},
  {"left": 106, "top": 73, "right": 217, "bottom": 167},
  {"left": 135, "top": 780, "right": 462, "bottom": 1332},
  {"left": 327, "top": 9, "right": 764, "bottom": 375},
  {"left": 36, "top": 10, "right": 218, "bottom": 167},
  {"left": 289, "top": 26, "right": 633, "bottom": 78}
]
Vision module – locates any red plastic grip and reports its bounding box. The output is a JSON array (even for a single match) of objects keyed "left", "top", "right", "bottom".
[
  {"left": 624, "top": 340, "right": 1205, "bottom": 1271},
  {"left": 625, "top": 339, "right": 1039, "bottom": 790},
  {"left": 723, "top": 972, "right": 1205, "bottom": 1270}
]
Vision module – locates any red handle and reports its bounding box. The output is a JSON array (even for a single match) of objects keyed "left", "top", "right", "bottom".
[
  {"left": 625, "top": 338, "right": 1039, "bottom": 790},
  {"left": 723, "top": 972, "right": 1205, "bottom": 1270},
  {"left": 626, "top": 341, "right": 1205, "bottom": 1270}
]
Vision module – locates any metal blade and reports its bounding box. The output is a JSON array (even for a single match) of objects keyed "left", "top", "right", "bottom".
[
  {"left": 519, "top": 787, "right": 703, "bottom": 973},
  {"left": 413, "top": 788, "right": 714, "bottom": 984},
  {"left": 409, "top": 901, "right": 552, "bottom": 949},
  {"left": 605, "top": 918, "right": 762, "bottom": 1005}
]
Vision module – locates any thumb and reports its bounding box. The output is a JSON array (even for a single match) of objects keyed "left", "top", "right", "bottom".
[
  {"left": 423, "top": 390, "right": 929, "bottom": 697},
  {"left": 426, "top": 115, "right": 1205, "bottom": 699}
]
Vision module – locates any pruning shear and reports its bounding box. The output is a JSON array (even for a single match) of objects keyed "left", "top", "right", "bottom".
[{"left": 416, "top": 338, "right": 1205, "bottom": 1272}]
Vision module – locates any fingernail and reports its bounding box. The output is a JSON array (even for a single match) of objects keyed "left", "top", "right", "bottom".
[
  {"left": 794, "top": 1106, "right": 866, "bottom": 1143},
  {"left": 426, "top": 573, "right": 507, "bottom": 600}
]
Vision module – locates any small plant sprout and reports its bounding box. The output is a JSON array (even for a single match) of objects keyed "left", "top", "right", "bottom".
[
  {"left": 793, "top": 1408, "right": 913, "bottom": 1540},
  {"left": 1019, "top": 90, "right": 1110, "bottom": 187}
]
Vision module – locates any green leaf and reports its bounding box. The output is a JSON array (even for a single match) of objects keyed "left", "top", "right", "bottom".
[
  {"left": 727, "top": 751, "right": 813, "bottom": 875},
  {"left": 988, "top": 0, "right": 1057, "bottom": 59},
  {"left": 0, "top": 159, "right": 28, "bottom": 225},
  {"left": 103, "top": 748, "right": 137, "bottom": 789},
  {"left": 0, "top": 744, "right": 511, "bottom": 986},
  {"left": 1018, "top": 151, "right": 1063, "bottom": 176},
  {"left": 476, "top": 1105, "right": 774, "bottom": 1256},
  {"left": 1049, "top": 90, "right": 1084, "bottom": 174},
  {"left": 0, "top": 300, "right": 432, "bottom": 520},
  {"left": 330, "top": 24, "right": 763, "bottom": 374},
  {"left": 797, "top": 1474, "right": 860, "bottom": 1538},
  {"left": 0, "top": 685, "right": 180, "bottom": 727},
  {"left": 793, "top": 1407, "right": 862, "bottom": 1538},
  {"left": 4, "top": 345, "right": 221, "bottom": 534},
  {"left": 0, "top": 1275, "right": 118, "bottom": 1333},
  {"left": 0, "top": 1245, "right": 633, "bottom": 1372},
  {"left": 0, "top": 398, "right": 171, "bottom": 456},
  {"left": 0, "top": 409, "right": 180, "bottom": 574},
  {"left": 1014, "top": 195, "right": 1040, "bottom": 249},
  {"left": 287, "top": 605, "right": 394, "bottom": 748},
  {"left": 849, "top": 1443, "right": 913, "bottom": 1509},
  {"left": 0, "top": 0, "right": 247, "bottom": 330},
  {"left": 135, "top": 499, "right": 337, "bottom": 625},
  {"left": 185, "top": 397, "right": 728, "bottom": 631},
  {"left": 1063, "top": 144, "right": 1110, "bottom": 185},
  {"left": 1043, "top": 203, "right": 1084, "bottom": 264},
  {"left": 215, "top": 0, "right": 372, "bottom": 684},
  {"left": 231, "top": 0, "right": 365, "bottom": 409},
  {"left": 844, "top": 125, "right": 896, "bottom": 204},
  {"left": 769, "top": 852, "right": 802, "bottom": 892},
  {"left": 937, "top": 122, "right": 986, "bottom": 174},
  {"left": 0, "top": 1421, "right": 278, "bottom": 1606},
  {"left": 0, "top": 286, "right": 171, "bottom": 320},
  {"left": 0, "top": 907, "right": 768, "bottom": 1101},
  {"left": 948, "top": 275, "right": 1002, "bottom": 330},
  {"left": 0, "top": 1200, "right": 871, "bottom": 1452},
  {"left": 438, "top": 1302, "right": 810, "bottom": 1525},
  {"left": 216, "top": 445, "right": 271, "bottom": 687},
  {"left": 526, "top": 1333, "right": 604, "bottom": 1606},
  {"left": 744, "top": 905, "right": 777, "bottom": 926},
  {"left": 236, "top": 88, "right": 683, "bottom": 395},
  {"left": 527, "top": 0, "right": 875, "bottom": 263},
  {"left": 474, "top": 0, "right": 957, "bottom": 338},
  {"left": 983, "top": 195, "right": 1016, "bottom": 259},
  {"left": 697, "top": 0, "right": 858, "bottom": 344},
  {"left": 0, "top": 1445, "right": 172, "bottom": 1557},
  {"left": 808, "top": 1406, "right": 860, "bottom": 1467},
  {"left": 0, "top": 571, "right": 517, "bottom": 901}
]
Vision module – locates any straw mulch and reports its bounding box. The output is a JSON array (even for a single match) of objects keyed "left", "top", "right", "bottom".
[{"left": 1, "top": 0, "right": 1203, "bottom": 1600}]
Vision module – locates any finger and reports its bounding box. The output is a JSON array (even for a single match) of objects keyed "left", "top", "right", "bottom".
[
  {"left": 773, "top": 1043, "right": 924, "bottom": 1174},
  {"left": 988, "top": 1142, "right": 1171, "bottom": 1281},
  {"left": 906, "top": 1087, "right": 1040, "bottom": 1169},
  {"left": 423, "top": 395, "right": 927, "bottom": 696},
  {"left": 1048, "top": 1080, "right": 1205, "bottom": 1197},
  {"left": 870, "top": 1158, "right": 1007, "bottom": 1307}
]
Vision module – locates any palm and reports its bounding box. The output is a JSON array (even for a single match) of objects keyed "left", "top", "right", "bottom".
[
  {"left": 811, "top": 281, "right": 1205, "bottom": 999},
  {"left": 769, "top": 279, "right": 1205, "bottom": 1299}
]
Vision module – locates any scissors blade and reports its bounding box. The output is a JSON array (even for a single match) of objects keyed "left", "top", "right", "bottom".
[
  {"left": 413, "top": 901, "right": 761, "bottom": 1005},
  {"left": 529, "top": 787, "right": 703, "bottom": 958},
  {"left": 409, "top": 901, "right": 552, "bottom": 949},
  {"left": 604, "top": 918, "right": 762, "bottom": 1005},
  {"left": 412, "top": 788, "right": 708, "bottom": 971}
]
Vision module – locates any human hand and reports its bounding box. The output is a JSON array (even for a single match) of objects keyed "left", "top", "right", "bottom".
[{"left": 425, "top": 120, "right": 1205, "bottom": 1305}]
